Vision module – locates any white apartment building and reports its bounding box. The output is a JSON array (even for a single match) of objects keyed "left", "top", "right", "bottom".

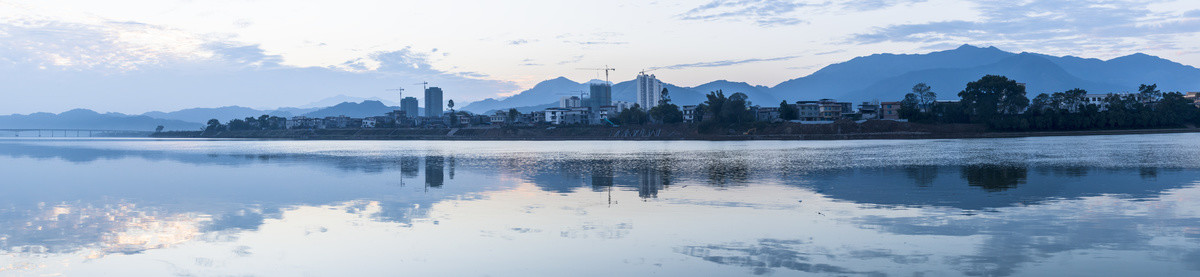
[{"left": 636, "top": 73, "right": 663, "bottom": 109}]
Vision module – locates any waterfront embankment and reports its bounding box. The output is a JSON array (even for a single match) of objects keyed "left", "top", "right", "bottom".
[{"left": 150, "top": 120, "right": 1200, "bottom": 140}]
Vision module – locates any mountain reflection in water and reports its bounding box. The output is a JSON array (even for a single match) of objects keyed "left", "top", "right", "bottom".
[{"left": 1, "top": 137, "right": 1199, "bottom": 276}]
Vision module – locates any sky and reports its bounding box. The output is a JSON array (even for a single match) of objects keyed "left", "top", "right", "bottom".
[{"left": 2, "top": 0, "right": 1200, "bottom": 114}]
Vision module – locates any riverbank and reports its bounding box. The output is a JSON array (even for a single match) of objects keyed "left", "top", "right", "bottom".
[{"left": 150, "top": 120, "right": 1200, "bottom": 140}]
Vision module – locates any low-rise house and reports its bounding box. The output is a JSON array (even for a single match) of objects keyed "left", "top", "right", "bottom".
[
  {"left": 613, "top": 101, "right": 635, "bottom": 111},
  {"left": 859, "top": 102, "right": 880, "bottom": 120},
  {"left": 529, "top": 110, "right": 546, "bottom": 124},
  {"left": 796, "top": 102, "right": 820, "bottom": 121},
  {"left": 286, "top": 116, "right": 307, "bottom": 129},
  {"left": 816, "top": 99, "right": 852, "bottom": 121},
  {"left": 362, "top": 117, "right": 378, "bottom": 128},
  {"left": 490, "top": 111, "right": 509, "bottom": 125},
  {"left": 681, "top": 105, "right": 699, "bottom": 123},
  {"left": 544, "top": 108, "right": 570, "bottom": 125},
  {"left": 598, "top": 105, "right": 619, "bottom": 122},
  {"left": 755, "top": 106, "right": 780, "bottom": 122},
  {"left": 880, "top": 101, "right": 901, "bottom": 120}
]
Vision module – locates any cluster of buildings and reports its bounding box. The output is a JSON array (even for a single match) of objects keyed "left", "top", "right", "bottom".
[
  {"left": 278, "top": 73, "right": 930, "bottom": 130},
  {"left": 287, "top": 75, "right": 1200, "bottom": 130}
]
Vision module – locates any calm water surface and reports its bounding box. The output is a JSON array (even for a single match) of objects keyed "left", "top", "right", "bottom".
[{"left": 2, "top": 135, "right": 1200, "bottom": 276}]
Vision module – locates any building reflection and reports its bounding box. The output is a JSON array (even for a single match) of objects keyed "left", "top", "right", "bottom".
[
  {"left": 425, "top": 156, "right": 444, "bottom": 188},
  {"left": 448, "top": 156, "right": 456, "bottom": 180},
  {"left": 635, "top": 162, "right": 670, "bottom": 199},
  {"left": 589, "top": 159, "right": 614, "bottom": 190},
  {"left": 400, "top": 156, "right": 419, "bottom": 178}
]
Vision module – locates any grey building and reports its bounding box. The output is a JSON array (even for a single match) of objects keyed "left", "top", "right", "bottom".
[
  {"left": 401, "top": 97, "right": 419, "bottom": 118},
  {"left": 425, "top": 87, "right": 443, "bottom": 117},
  {"left": 586, "top": 83, "right": 611, "bottom": 110}
]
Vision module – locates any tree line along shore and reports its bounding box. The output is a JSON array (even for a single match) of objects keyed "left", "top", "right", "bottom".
[{"left": 161, "top": 75, "right": 1200, "bottom": 140}]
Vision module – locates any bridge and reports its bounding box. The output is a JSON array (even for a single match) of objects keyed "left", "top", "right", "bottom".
[{"left": 0, "top": 129, "right": 155, "bottom": 137}]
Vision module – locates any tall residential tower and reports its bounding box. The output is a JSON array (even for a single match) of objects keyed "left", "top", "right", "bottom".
[
  {"left": 636, "top": 73, "right": 663, "bottom": 109},
  {"left": 425, "top": 87, "right": 443, "bottom": 117},
  {"left": 400, "top": 97, "right": 419, "bottom": 118}
]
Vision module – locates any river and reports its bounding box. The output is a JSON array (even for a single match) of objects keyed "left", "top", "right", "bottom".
[{"left": 1, "top": 135, "right": 1199, "bottom": 276}]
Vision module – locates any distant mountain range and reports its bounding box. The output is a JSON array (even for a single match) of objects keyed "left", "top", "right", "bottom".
[
  {"left": 0, "top": 101, "right": 421, "bottom": 131},
  {"left": 464, "top": 44, "right": 1200, "bottom": 113},
  {"left": 6, "top": 44, "right": 1199, "bottom": 129},
  {"left": 0, "top": 109, "right": 202, "bottom": 131}
]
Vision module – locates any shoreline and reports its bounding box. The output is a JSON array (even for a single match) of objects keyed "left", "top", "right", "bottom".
[{"left": 150, "top": 126, "right": 1200, "bottom": 141}]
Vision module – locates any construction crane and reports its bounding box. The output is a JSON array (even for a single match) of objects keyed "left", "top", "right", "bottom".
[
  {"left": 577, "top": 65, "right": 616, "bottom": 85},
  {"left": 638, "top": 68, "right": 659, "bottom": 75},
  {"left": 386, "top": 87, "right": 405, "bottom": 98},
  {"left": 413, "top": 81, "right": 429, "bottom": 91}
]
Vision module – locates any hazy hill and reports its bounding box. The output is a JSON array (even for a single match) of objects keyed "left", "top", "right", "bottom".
[
  {"left": 851, "top": 53, "right": 1113, "bottom": 102},
  {"left": 463, "top": 77, "right": 712, "bottom": 113},
  {"left": 143, "top": 106, "right": 278, "bottom": 124},
  {"left": 770, "top": 44, "right": 1200, "bottom": 103},
  {"left": 302, "top": 100, "right": 400, "bottom": 118},
  {"left": 771, "top": 45, "right": 1017, "bottom": 100},
  {"left": 0, "top": 109, "right": 202, "bottom": 131},
  {"left": 690, "top": 80, "right": 778, "bottom": 106}
]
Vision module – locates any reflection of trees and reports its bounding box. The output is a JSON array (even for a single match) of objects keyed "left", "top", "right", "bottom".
[
  {"left": 706, "top": 159, "right": 749, "bottom": 187},
  {"left": 1140, "top": 167, "right": 1158, "bottom": 180},
  {"left": 903, "top": 165, "right": 939, "bottom": 187},
  {"left": 961, "top": 165, "right": 1027, "bottom": 192},
  {"left": 400, "top": 156, "right": 419, "bottom": 178}
]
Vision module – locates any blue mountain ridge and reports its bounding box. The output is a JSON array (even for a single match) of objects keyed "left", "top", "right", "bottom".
[{"left": 468, "top": 44, "right": 1200, "bottom": 112}]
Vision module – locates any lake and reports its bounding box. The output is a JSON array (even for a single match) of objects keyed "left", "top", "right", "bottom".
[{"left": 1, "top": 135, "right": 1199, "bottom": 276}]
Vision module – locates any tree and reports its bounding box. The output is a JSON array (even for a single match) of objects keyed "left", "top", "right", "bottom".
[
  {"left": 205, "top": 119, "right": 222, "bottom": 132},
  {"left": 648, "top": 103, "right": 684, "bottom": 124},
  {"left": 447, "top": 99, "right": 457, "bottom": 127},
  {"left": 659, "top": 88, "right": 671, "bottom": 106},
  {"left": 899, "top": 93, "right": 922, "bottom": 120},
  {"left": 258, "top": 115, "right": 271, "bottom": 130},
  {"left": 615, "top": 104, "right": 649, "bottom": 125},
  {"left": 1138, "top": 84, "right": 1162, "bottom": 102},
  {"left": 778, "top": 100, "right": 798, "bottom": 120},
  {"left": 155, "top": 125, "right": 165, "bottom": 133},
  {"left": 912, "top": 83, "right": 937, "bottom": 112},
  {"left": 506, "top": 108, "right": 520, "bottom": 124},
  {"left": 699, "top": 90, "right": 753, "bottom": 124},
  {"left": 1028, "top": 93, "right": 1052, "bottom": 114},
  {"left": 958, "top": 75, "right": 1028, "bottom": 122}
]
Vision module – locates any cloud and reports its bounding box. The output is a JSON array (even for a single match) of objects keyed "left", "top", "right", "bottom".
[
  {"left": 677, "top": 0, "right": 811, "bottom": 27},
  {"left": 841, "top": 0, "right": 930, "bottom": 11},
  {"left": 0, "top": 20, "right": 233, "bottom": 71},
  {"left": 851, "top": 0, "right": 1200, "bottom": 52},
  {"left": 0, "top": 19, "right": 517, "bottom": 114},
  {"left": 650, "top": 55, "right": 801, "bottom": 70},
  {"left": 557, "top": 32, "right": 627, "bottom": 46},
  {"left": 569, "top": 41, "right": 629, "bottom": 45},
  {"left": 557, "top": 55, "right": 585, "bottom": 65},
  {"left": 508, "top": 39, "right": 533, "bottom": 45},
  {"left": 519, "top": 58, "right": 542, "bottom": 66}
]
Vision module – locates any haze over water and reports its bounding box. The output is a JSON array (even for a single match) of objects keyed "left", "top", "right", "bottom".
[{"left": 2, "top": 135, "right": 1200, "bottom": 276}]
